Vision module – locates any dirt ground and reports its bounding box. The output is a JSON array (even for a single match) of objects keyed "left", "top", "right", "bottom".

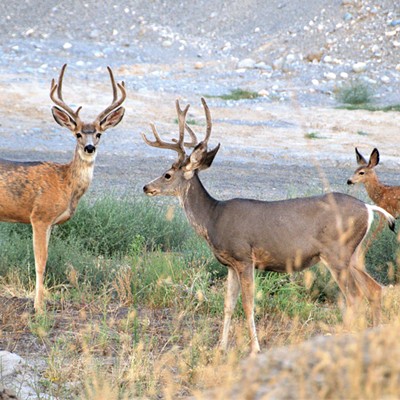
[{"left": 0, "top": 73, "right": 400, "bottom": 203}]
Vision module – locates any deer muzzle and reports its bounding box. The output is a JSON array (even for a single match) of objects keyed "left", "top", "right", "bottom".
[
  {"left": 143, "top": 185, "right": 158, "bottom": 196},
  {"left": 84, "top": 144, "right": 96, "bottom": 154}
]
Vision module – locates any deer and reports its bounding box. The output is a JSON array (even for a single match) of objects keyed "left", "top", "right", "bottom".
[
  {"left": 347, "top": 147, "right": 400, "bottom": 218},
  {"left": 0, "top": 64, "right": 126, "bottom": 312},
  {"left": 142, "top": 98, "right": 395, "bottom": 355}
]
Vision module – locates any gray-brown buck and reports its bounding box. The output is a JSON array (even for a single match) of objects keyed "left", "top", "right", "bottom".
[
  {"left": 0, "top": 64, "right": 126, "bottom": 311},
  {"left": 142, "top": 98, "right": 395, "bottom": 355}
]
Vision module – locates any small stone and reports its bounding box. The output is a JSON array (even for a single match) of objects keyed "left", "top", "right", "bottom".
[
  {"left": 194, "top": 62, "right": 204, "bottom": 70},
  {"left": 324, "top": 72, "right": 336, "bottom": 80},
  {"left": 258, "top": 89, "right": 269, "bottom": 96},
  {"left": 343, "top": 12, "right": 353, "bottom": 21},
  {"left": 396, "top": 64, "right": 400, "bottom": 71},
  {"left": 63, "top": 42, "right": 72, "bottom": 50},
  {"left": 24, "top": 28, "right": 34, "bottom": 36},
  {"left": 340, "top": 72, "right": 349, "bottom": 79},
  {"left": 352, "top": 62, "right": 367, "bottom": 73},
  {"left": 311, "top": 79, "right": 319, "bottom": 86},
  {"left": 237, "top": 58, "right": 256, "bottom": 69},
  {"left": 272, "top": 57, "right": 284, "bottom": 70},
  {"left": 162, "top": 40, "right": 173, "bottom": 47},
  {"left": 306, "top": 50, "right": 323, "bottom": 62},
  {"left": 393, "top": 41, "right": 400, "bottom": 47},
  {"left": 323, "top": 55, "right": 333, "bottom": 63},
  {"left": 381, "top": 76, "right": 390, "bottom": 83}
]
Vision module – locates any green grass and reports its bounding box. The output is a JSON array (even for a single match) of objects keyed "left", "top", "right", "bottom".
[
  {"left": 304, "top": 132, "right": 322, "bottom": 139},
  {"left": 339, "top": 103, "right": 400, "bottom": 112},
  {"left": 206, "top": 89, "right": 260, "bottom": 101},
  {"left": 1, "top": 194, "right": 400, "bottom": 399}
]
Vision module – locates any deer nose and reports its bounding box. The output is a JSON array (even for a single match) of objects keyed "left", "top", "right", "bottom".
[
  {"left": 347, "top": 179, "right": 353, "bottom": 185},
  {"left": 143, "top": 185, "right": 148, "bottom": 193},
  {"left": 84, "top": 144, "right": 96, "bottom": 154}
]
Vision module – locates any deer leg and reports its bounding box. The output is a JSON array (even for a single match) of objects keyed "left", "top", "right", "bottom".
[
  {"left": 32, "top": 221, "right": 52, "bottom": 312},
  {"left": 220, "top": 267, "right": 240, "bottom": 352},
  {"left": 239, "top": 265, "right": 260, "bottom": 355},
  {"left": 349, "top": 247, "right": 382, "bottom": 325},
  {"left": 323, "top": 260, "right": 363, "bottom": 328}
]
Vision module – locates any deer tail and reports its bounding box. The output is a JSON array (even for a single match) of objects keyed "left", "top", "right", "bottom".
[{"left": 367, "top": 204, "right": 396, "bottom": 232}]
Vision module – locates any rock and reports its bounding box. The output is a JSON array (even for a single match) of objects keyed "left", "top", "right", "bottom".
[
  {"left": 194, "top": 61, "right": 204, "bottom": 70},
  {"left": 62, "top": 42, "right": 72, "bottom": 50},
  {"left": 324, "top": 72, "right": 336, "bottom": 80},
  {"left": 258, "top": 89, "right": 269, "bottom": 96},
  {"left": 305, "top": 50, "right": 323, "bottom": 62},
  {"left": 272, "top": 57, "right": 284, "bottom": 70},
  {"left": 352, "top": 62, "right": 367, "bottom": 73},
  {"left": 311, "top": 79, "right": 319, "bottom": 86},
  {"left": 381, "top": 76, "right": 390, "bottom": 83},
  {"left": 254, "top": 62, "right": 272, "bottom": 72},
  {"left": 340, "top": 72, "right": 349, "bottom": 79},
  {"left": 237, "top": 58, "right": 256, "bottom": 69}
]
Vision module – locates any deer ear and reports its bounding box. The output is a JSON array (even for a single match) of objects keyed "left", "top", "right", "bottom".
[
  {"left": 100, "top": 107, "right": 125, "bottom": 130},
  {"left": 184, "top": 142, "right": 220, "bottom": 178},
  {"left": 197, "top": 143, "right": 220, "bottom": 171},
  {"left": 52, "top": 106, "right": 76, "bottom": 130},
  {"left": 355, "top": 147, "right": 368, "bottom": 166},
  {"left": 368, "top": 148, "right": 380, "bottom": 168}
]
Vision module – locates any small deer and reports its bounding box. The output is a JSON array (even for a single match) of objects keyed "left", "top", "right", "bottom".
[
  {"left": 347, "top": 147, "right": 400, "bottom": 218},
  {"left": 142, "top": 98, "right": 395, "bottom": 355},
  {"left": 0, "top": 64, "right": 126, "bottom": 311}
]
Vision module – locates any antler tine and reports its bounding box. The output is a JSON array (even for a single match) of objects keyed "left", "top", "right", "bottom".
[
  {"left": 50, "top": 64, "right": 81, "bottom": 119},
  {"left": 182, "top": 123, "right": 199, "bottom": 148},
  {"left": 141, "top": 122, "right": 186, "bottom": 162},
  {"left": 201, "top": 97, "right": 212, "bottom": 144},
  {"left": 95, "top": 66, "right": 126, "bottom": 123},
  {"left": 175, "top": 100, "right": 190, "bottom": 147}
]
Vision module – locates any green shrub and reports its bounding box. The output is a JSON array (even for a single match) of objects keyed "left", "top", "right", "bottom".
[{"left": 336, "top": 80, "right": 373, "bottom": 105}]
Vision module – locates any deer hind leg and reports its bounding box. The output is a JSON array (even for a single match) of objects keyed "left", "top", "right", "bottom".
[
  {"left": 32, "top": 221, "right": 52, "bottom": 312},
  {"left": 349, "top": 247, "right": 382, "bottom": 326},
  {"left": 322, "top": 258, "right": 364, "bottom": 328},
  {"left": 238, "top": 264, "right": 260, "bottom": 355},
  {"left": 221, "top": 267, "right": 241, "bottom": 352}
]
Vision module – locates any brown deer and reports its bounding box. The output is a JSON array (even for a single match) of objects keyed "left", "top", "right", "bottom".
[
  {"left": 0, "top": 64, "right": 126, "bottom": 312},
  {"left": 142, "top": 98, "right": 395, "bottom": 355},
  {"left": 347, "top": 147, "right": 400, "bottom": 218}
]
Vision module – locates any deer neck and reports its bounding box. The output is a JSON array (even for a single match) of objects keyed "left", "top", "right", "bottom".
[
  {"left": 67, "top": 146, "right": 96, "bottom": 202},
  {"left": 179, "top": 173, "right": 218, "bottom": 240},
  {"left": 363, "top": 174, "right": 385, "bottom": 203}
]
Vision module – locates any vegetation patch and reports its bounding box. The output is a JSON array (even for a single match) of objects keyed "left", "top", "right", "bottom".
[
  {"left": 208, "top": 89, "right": 260, "bottom": 101},
  {"left": 0, "top": 194, "right": 399, "bottom": 398}
]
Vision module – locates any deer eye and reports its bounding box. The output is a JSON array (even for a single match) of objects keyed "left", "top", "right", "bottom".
[
  {"left": 164, "top": 173, "right": 172, "bottom": 180},
  {"left": 96, "top": 133, "right": 102, "bottom": 139},
  {"left": 76, "top": 133, "right": 82, "bottom": 139},
  {"left": 359, "top": 171, "right": 365, "bottom": 175}
]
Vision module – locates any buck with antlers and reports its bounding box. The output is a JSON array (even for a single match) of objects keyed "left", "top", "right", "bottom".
[
  {"left": 142, "top": 98, "right": 395, "bottom": 355},
  {"left": 0, "top": 64, "right": 126, "bottom": 312},
  {"left": 347, "top": 147, "right": 400, "bottom": 218}
]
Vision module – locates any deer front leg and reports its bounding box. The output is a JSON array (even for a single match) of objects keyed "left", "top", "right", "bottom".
[
  {"left": 32, "top": 221, "right": 52, "bottom": 312},
  {"left": 220, "top": 267, "right": 240, "bottom": 352},
  {"left": 239, "top": 265, "right": 260, "bottom": 355}
]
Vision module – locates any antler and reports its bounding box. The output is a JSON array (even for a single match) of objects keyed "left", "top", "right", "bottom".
[
  {"left": 95, "top": 66, "right": 126, "bottom": 123},
  {"left": 142, "top": 100, "right": 192, "bottom": 163},
  {"left": 142, "top": 98, "right": 214, "bottom": 161},
  {"left": 181, "top": 97, "right": 212, "bottom": 148},
  {"left": 50, "top": 64, "right": 82, "bottom": 120}
]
